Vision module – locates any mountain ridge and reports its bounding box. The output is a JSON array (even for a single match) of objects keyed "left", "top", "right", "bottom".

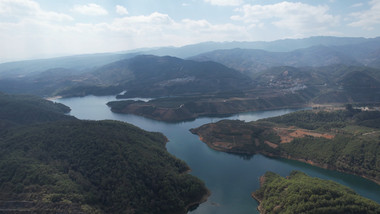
[
  {"left": 190, "top": 44, "right": 377, "bottom": 75},
  {"left": 1, "top": 36, "right": 378, "bottom": 79},
  {"left": 57, "top": 55, "right": 252, "bottom": 98}
]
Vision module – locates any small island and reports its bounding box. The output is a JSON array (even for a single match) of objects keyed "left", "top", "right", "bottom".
[
  {"left": 190, "top": 106, "right": 380, "bottom": 185},
  {"left": 107, "top": 93, "right": 309, "bottom": 122},
  {"left": 252, "top": 171, "right": 380, "bottom": 213}
]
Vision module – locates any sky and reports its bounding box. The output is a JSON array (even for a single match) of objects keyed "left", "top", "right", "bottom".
[{"left": 0, "top": 0, "right": 380, "bottom": 62}]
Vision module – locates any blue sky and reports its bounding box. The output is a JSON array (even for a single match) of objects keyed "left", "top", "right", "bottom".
[{"left": 1, "top": 0, "right": 380, "bottom": 62}]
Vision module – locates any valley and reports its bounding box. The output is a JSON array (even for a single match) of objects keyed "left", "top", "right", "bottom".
[
  {"left": 2, "top": 0, "right": 380, "bottom": 211},
  {"left": 1, "top": 36, "right": 380, "bottom": 213}
]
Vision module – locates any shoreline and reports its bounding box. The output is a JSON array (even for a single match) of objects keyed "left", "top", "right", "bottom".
[
  {"left": 185, "top": 189, "right": 211, "bottom": 212},
  {"left": 108, "top": 98, "right": 309, "bottom": 122},
  {"left": 251, "top": 193, "right": 263, "bottom": 214},
  {"left": 251, "top": 175, "right": 266, "bottom": 214},
  {"left": 194, "top": 135, "right": 380, "bottom": 186}
]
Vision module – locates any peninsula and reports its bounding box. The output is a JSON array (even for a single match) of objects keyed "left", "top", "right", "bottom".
[{"left": 190, "top": 107, "right": 380, "bottom": 185}]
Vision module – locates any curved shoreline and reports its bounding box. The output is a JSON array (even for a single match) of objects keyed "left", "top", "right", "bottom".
[
  {"left": 251, "top": 175, "right": 266, "bottom": 214},
  {"left": 107, "top": 97, "right": 309, "bottom": 123},
  {"left": 193, "top": 135, "right": 380, "bottom": 186},
  {"left": 185, "top": 189, "right": 211, "bottom": 213}
]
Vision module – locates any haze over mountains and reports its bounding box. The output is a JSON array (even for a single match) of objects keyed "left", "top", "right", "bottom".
[
  {"left": 1, "top": 36, "right": 380, "bottom": 213},
  {"left": 190, "top": 37, "right": 380, "bottom": 75},
  {"left": 0, "top": 36, "right": 379, "bottom": 105},
  {"left": 1, "top": 36, "right": 378, "bottom": 78}
]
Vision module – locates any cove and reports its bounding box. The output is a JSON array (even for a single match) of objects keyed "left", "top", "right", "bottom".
[{"left": 56, "top": 95, "right": 380, "bottom": 214}]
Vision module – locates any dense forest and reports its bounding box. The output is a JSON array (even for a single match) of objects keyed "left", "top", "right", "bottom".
[
  {"left": 107, "top": 91, "right": 312, "bottom": 122},
  {"left": 191, "top": 107, "right": 380, "bottom": 184},
  {"left": 253, "top": 171, "right": 380, "bottom": 214},
  {"left": 0, "top": 93, "right": 208, "bottom": 213},
  {"left": 107, "top": 63, "right": 380, "bottom": 122},
  {"left": 0, "top": 36, "right": 379, "bottom": 213},
  {"left": 0, "top": 92, "right": 74, "bottom": 126}
]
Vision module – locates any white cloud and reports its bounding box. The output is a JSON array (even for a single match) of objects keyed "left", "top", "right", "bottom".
[
  {"left": 116, "top": 5, "right": 128, "bottom": 15},
  {"left": 0, "top": 0, "right": 75, "bottom": 61},
  {"left": 204, "top": 0, "right": 243, "bottom": 6},
  {"left": 0, "top": 0, "right": 275, "bottom": 63},
  {"left": 0, "top": 0, "right": 73, "bottom": 22},
  {"left": 351, "top": 3, "right": 363, "bottom": 8},
  {"left": 231, "top": 2, "right": 339, "bottom": 34},
  {"left": 112, "top": 12, "right": 175, "bottom": 30},
  {"left": 349, "top": 0, "right": 380, "bottom": 30},
  {"left": 71, "top": 3, "right": 108, "bottom": 16},
  {"left": 0, "top": 0, "right": 347, "bottom": 62}
]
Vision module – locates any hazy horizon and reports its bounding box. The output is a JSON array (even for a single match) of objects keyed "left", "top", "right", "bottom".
[{"left": 1, "top": 0, "right": 380, "bottom": 62}]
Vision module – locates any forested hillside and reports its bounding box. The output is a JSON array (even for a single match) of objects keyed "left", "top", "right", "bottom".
[
  {"left": 253, "top": 171, "right": 380, "bottom": 214},
  {"left": 0, "top": 92, "right": 74, "bottom": 126},
  {"left": 0, "top": 120, "right": 208, "bottom": 213},
  {"left": 191, "top": 108, "right": 380, "bottom": 184},
  {"left": 58, "top": 55, "right": 252, "bottom": 98},
  {"left": 0, "top": 93, "right": 208, "bottom": 213}
]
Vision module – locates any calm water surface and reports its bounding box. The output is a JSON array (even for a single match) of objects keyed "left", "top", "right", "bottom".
[{"left": 57, "top": 95, "right": 380, "bottom": 214}]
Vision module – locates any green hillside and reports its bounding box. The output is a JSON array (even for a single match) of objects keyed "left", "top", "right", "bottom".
[
  {"left": 0, "top": 93, "right": 208, "bottom": 213},
  {"left": 253, "top": 171, "right": 380, "bottom": 214},
  {"left": 191, "top": 108, "right": 380, "bottom": 184},
  {"left": 0, "top": 92, "right": 74, "bottom": 126},
  {"left": 58, "top": 55, "right": 252, "bottom": 98},
  {"left": 0, "top": 120, "right": 208, "bottom": 213}
]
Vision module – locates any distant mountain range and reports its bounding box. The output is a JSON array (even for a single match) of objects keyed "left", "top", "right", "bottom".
[
  {"left": 145, "top": 36, "right": 376, "bottom": 58},
  {"left": 0, "top": 36, "right": 379, "bottom": 107},
  {"left": 254, "top": 65, "right": 380, "bottom": 103},
  {"left": 0, "top": 52, "right": 141, "bottom": 79},
  {"left": 190, "top": 38, "right": 380, "bottom": 75},
  {"left": 1, "top": 36, "right": 378, "bottom": 79},
  {"left": 55, "top": 55, "right": 252, "bottom": 98}
]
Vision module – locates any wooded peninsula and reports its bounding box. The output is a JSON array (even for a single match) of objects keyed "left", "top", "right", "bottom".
[{"left": 190, "top": 106, "right": 380, "bottom": 185}]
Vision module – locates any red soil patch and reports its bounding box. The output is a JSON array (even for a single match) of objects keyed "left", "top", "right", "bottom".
[
  {"left": 274, "top": 127, "right": 335, "bottom": 144},
  {"left": 264, "top": 141, "right": 278, "bottom": 148}
]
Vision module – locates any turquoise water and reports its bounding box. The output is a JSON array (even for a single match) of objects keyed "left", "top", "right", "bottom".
[{"left": 57, "top": 95, "right": 380, "bottom": 213}]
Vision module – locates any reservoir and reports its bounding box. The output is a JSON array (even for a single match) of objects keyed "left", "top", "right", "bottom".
[{"left": 57, "top": 95, "right": 380, "bottom": 214}]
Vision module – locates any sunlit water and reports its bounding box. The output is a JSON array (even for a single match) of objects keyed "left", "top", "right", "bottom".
[{"left": 56, "top": 95, "right": 380, "bottom": 213}]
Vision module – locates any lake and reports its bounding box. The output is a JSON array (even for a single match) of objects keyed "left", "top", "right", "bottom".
[{"left": 56, "top": 95, "right": 380, "bottom": 214}]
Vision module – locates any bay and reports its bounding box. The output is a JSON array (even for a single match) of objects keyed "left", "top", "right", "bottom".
[{"left": 57, "top": 95, "right": 380, "bottom": 214}]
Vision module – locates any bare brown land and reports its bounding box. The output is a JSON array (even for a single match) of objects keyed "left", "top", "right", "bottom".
[{"left": 273, "top": 127, "right": 335, "bottom": 143}]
